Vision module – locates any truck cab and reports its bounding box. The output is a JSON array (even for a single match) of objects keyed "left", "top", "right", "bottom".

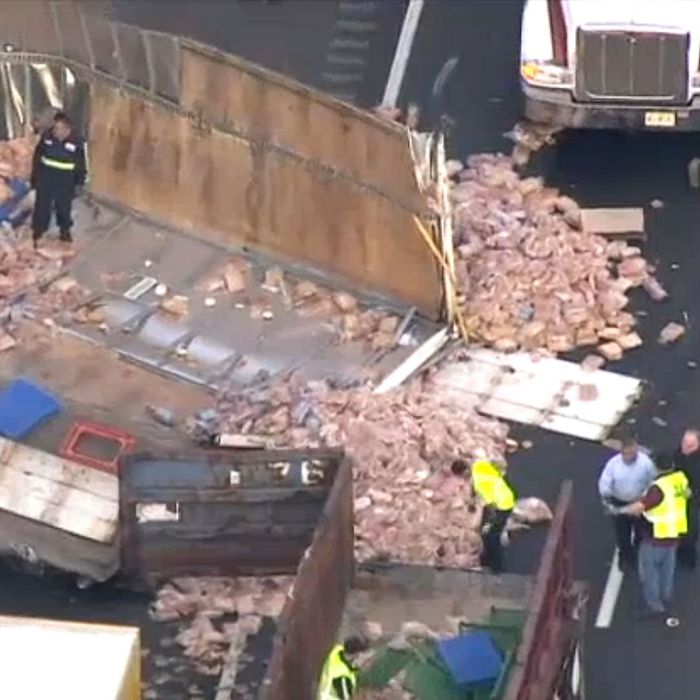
[{"left": 521, "top": 0, "right": 700, "bottom": 130}]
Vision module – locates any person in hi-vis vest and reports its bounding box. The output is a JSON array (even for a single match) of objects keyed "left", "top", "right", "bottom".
[
  {"left": 317, "top": 636, "right": 368, "bottom": 699},
  {"left": 615, "top": 452, "right": 690, "bottom": 624},
  {"left": 452, "top": 453, "right": 516, "bottom": 573}
]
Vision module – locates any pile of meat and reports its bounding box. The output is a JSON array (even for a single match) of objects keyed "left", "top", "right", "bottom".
[
  {"left": 193, "top": 256, "right": 402, "bottom": 350},
  {"left": 0, "top": 135, "right": 36, "bottom": 183},
  {"left": 450, "top": 151, "right": 663, "bottom": 359},
  {"left": 0, "top": 235, "right": 88, "bottom": 351},
  {"left": 204, "top": 374, "right": 509, "bottom": 568},
  {"left": 150, "top": 575, "right": 292, "bottom": 675}
]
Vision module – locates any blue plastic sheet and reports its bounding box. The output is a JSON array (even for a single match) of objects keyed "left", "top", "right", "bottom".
[{"left": 0, "top": 378, "right": 62, "bottom": 439}]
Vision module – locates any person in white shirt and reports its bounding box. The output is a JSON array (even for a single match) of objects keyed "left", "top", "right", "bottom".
[{"left": 598, "top": 436, "right": 657, "bottom": 569}]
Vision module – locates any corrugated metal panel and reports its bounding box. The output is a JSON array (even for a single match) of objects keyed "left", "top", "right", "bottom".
[
  {"left": 0, "top": 437, "right": 119, "bottom": 543},
  {"left": 0, "top": 615, "right": 140, "bottom": 700}
]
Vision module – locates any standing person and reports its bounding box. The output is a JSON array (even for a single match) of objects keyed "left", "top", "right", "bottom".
[
  {"left": 317, "top": 636, "right": 368, "bottom": 699},
  {"left": 674, "top": 428, "right": 700, "bottom": 568},
  {"left": 30, "top": 112, "right": 87, "bottom": 247},
  {"left": 451, "top": 455, "right": 516, "bottom": 574},
  {"left": 616, "top": 453, "right": 690, "bottom": 624},
  {"left": 598, "top": 436, "right": 656, "bottom": 570}
]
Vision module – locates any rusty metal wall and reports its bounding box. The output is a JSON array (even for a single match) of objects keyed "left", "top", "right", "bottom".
[
  {"left": 504, "top": 480, "right": 578, "bottom": 700},
  {"left": 0, "top": 0, "right": 444, "bottom": 317},
  {"left": 118, "top": 449, "right": 341, "bottom": 583},
  {"left": 260, "top": 455, "right": 354, "bottom": 700}
]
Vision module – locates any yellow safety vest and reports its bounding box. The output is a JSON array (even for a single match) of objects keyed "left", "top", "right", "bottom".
[
  {"left": 317, "top": 644, "right": 357, "bottom": 700},
  {"left": 643, "top": 471, "right": 689, "bottom": 539},
  {"left": 471, "top": 460, "right": 516, "bottom": 510}
]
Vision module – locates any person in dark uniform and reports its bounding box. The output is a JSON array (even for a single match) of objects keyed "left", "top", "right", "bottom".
[
  {"left": 30, "top": 112, "right": 87, "bottom": 246},
  {"left": 675, "top": 428, "right": 700, "bottom": 568}
]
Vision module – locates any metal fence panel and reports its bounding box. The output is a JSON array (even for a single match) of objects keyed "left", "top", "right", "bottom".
[
  {"left": 143, "top": 31, "right": 180, "bottom": 101},
  {"left": 53, "top": 0, "right": 92, "bottom": 67},
  {"left": 28, "top": 1, "right": 61, "bottom": 55},
  {"left": 81, "top": 9, "right": 119, "bottom": 76},
  {"left": 114, "top": 22, "right": 150, "bottom": 90}
]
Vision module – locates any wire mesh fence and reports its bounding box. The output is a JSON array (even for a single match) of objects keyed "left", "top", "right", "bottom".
[{"left": 0, "top": 0, "right": 181, "bottom": 102}]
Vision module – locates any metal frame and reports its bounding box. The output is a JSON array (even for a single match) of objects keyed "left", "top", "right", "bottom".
[{"left": 503, "top": 480, "right": 582, "bottom": 700}]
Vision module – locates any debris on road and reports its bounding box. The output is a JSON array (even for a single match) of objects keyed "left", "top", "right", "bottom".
[
  {"left": 146, "top": 404, "right": 176, "bottom": 428},
  {"left": 652, "top": 416, "right": 668, "bottom": 427},
  {"left": 510, "top": 497, "right": 553, "bottom": 526},
  {"left": 150, "top": 576, "right": 292, "bottom": 675},
  {"left": 580, "top": 207, "right": 645, "bottom": 241},
  {"left": 650, "top": 198, "right": 664, "bottom": 209},
  {"left": 160, "top": 294, "right": 189, "bottom": 317},
  {"left": 0, "top": 331, "right": 17, "bottom": 352},
  {"left": 504, "top": 121, "right": 563, "bottom": 168},
  {"left": 659, "top": 322, "right": 686, "bottom": 345},
  {"left": 642, "top": 276, "right": 669, "bottom": 302},
  {"left": 449, "top": 152, "right": 656, "bottom": 357},
  {"left": 581, "top": 354, "right": 605, "bottom": 372},
  {"left": 202, "top": 375, "right": 512, "bottom": 567},
  {"left": 597, "top": 342, "right": 623, "bottom": 361}
]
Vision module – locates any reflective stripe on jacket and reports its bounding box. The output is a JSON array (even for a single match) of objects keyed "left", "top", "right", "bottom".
[
  {"left": 41, "top": 156, "right": 75, "bottom": 171},
  {"left": 317, "top": 644, "right": 357, "bottom": 700},
  {"left": 471, "top": 460, "right": 516, "bottom": 510},
  {"left": 32, "top": 132, "right": 87, "bottom": 186},
  {"left": 643, "top": 470, "right": 689, "bottom": 539}
]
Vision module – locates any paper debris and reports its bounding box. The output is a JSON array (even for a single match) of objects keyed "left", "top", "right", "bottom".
[
  {"left": 642, "top": 276, "right": 669, "bottom": 302},
  {"left": 161, "top": 295, "right": 189, "bottom": 317},
  {"left": 597, "top": 342, "right": 623, "bottom": 361},
  {"left": 659, "top": 322, "right": 685, "bottom": 345}
]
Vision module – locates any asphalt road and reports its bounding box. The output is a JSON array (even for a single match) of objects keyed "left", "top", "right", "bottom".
[
  {"left": 406, "top": 4, "right": 700, "bottom": 700},
  {"left": 400, "top": 2, "right": 700, "bottom": 698},
  {"left": 107, "top": 0, "right": 407, "bottom": 107}
]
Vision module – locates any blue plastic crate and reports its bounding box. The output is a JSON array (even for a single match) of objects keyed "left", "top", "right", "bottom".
[{"left": 437, "top": 631, "right": 503, "bottom": 687}]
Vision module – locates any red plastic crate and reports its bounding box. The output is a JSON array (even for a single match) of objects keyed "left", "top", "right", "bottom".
[{"left": 60, "top": 420, "right": 136, "bottom": 475}]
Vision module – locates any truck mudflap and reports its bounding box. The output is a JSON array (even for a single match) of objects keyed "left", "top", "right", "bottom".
[
  {"left": 503, "top": 480, "right": 586, "bottom": 700},
  {"left": 118, "top": 448, "right": 348, "bottom": 585}
]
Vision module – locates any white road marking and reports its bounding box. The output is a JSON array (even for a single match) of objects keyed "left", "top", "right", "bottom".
[
  {"left": 381, "top": 0, "right": 425, "bottom": 108},
  {"left": 594, "top": 547, "right": 624, "bottom": 628}
]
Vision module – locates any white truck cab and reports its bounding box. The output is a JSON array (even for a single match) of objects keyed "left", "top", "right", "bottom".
[{"left": 521, "top": 0, "right": 700, "bottom": 130}]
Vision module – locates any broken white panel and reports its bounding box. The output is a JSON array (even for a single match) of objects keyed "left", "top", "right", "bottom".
[
  {"left": 136, "top": 503, "right": 180, "bottom": 523},
  {"left": 0, "top": 437, "right": 119, "bottom": 542},
  {"left": 431, "top": 349, "right": 643, "bottom": 441}
]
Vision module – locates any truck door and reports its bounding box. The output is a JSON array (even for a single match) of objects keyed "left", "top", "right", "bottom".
[{"left": 118, "top": 448, "right": 343, "bottom": 585}]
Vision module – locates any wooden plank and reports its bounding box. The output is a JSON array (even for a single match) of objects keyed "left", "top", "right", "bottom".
[
  {"left": 581, "top": 207, "right": 645, "bottom": 238},
  {"left": 0, "top": 473, "right": 117, "bottom": 541},
  {"left": 215, "top": 622, "right": 244, "bottom": 700},
  {"left": 0, "top": 462, "right": 117, "bottom": 519},
  {"left": 0, "top": 439, "right": 118, "bottom": 542},
  {"left": 0, "top": 438, "right": 118, "bottom": 500}
]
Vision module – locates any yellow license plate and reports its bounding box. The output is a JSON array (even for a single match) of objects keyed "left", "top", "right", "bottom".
[{"left": 645, "top": 111, "right": 676, "bottom": 127}]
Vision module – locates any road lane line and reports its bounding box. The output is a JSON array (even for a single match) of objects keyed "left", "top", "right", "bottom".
[
  {"left": 381, "top": 0, "right": 425, "bottom": 108},
  {"left": 594, "top": 547, "right": 624, "bottom": 628}
]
